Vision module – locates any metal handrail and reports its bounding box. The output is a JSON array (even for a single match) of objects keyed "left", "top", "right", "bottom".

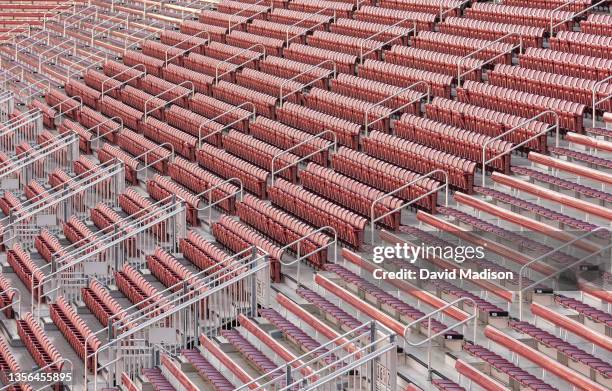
[
  {"left": 134, "top": 142, "right": 175, "bottom": 181},
  {"left": 101, "top": 63, "right": 146, "bottom": 97},
  {"left": 214, "top": 44, "right": 266, "bottom": 84},
  {"left": 88, "top": 116, "right": 124, "bottom": 148},
  {"left": 227, "top": 0, "right": 269, "bottom": 32},
  {"left": 61, "top": 5, "right": 98, "bottom": 36},
  {"left": 364, "top": 80, "right": 430, "bottom": 137},
  {"left": 14, "top": 34, "right": 52, "bottom": 60},
  {"left": 403, "top": 297, "right": 477, "bottom": 380},
  {"left": 35, "top": 194, "right": 180, "bottom": 316},
  {"left": 279, "top": 60, "right": 336, "bottom": 106},
  {"left": 457, "top": 32, "right": 522, "bottom": 87},
  {"left": 285, "top": 7, "right": 334, "bottom": 47},
  {"left": 43, "top": 44, "right": 78, "bottom": 73},
  {"left": 592, "top": 75, "right": 612, "bottom": 128},
  {"left": 164, "top": 30, "right": 210, "bottom": 65},
  {"left": 370, "top": 169, "right": 448, "bottom": 245},
  {"left": 549, "top": 0, "right": 607, "bottom": 36},
  {"left": 197, "top": 102, "right": 256, "bottom": 148},
  {"left": 49, "top": 95, "right": 83, "bottom": 121},
  {"left": 270, "top": 130, "right": 337, "bottom": 185},
  {"left": 90, "top": 20, "right": 126, "bottom": 47},
  {"left": 359, "top": 19, "right": 416, "bottom": 65},
  {"left": 18, "top": 79, "right": 51, "bottom": 102},
  {"left": 481, "top": 110, "right": 560, "bottom": 187},
  {"left": 143, "top": 81, "right": 194, "bottom": 121},
  {"left": 66, "top": 50, "right": 108, "bottom": 79},
  {"left": 439, "top": 0, "right": 469, "bottom": 20},
  {"left": 518, "top": 227, "right": 611, "bottom": 320},
  {"left": 89, "top": 247, "right": 270, "bottom": 391},
  {"left": 195, "top": 177, "right": 244, "bottom": 226},
  {"left": 279, "top": 226, "right": 337, "bottom": 286}
]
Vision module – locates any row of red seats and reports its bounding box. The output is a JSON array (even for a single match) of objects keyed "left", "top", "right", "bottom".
[
  {"left": 81, "top": 279, "right": 127, "bottom": 328},
  {"left": 503, "top": 0, "right": 590, "bottom": 11},
  {"left": 180, "top": 20, "right": 228, "bottom": 43},
  {"left": 268, "top": 7, "right": 331, "bottom": 30},
  {"left": 288, "top": 0, "right": 353, "bottom": 18},
  {"left": 141, "top": 117, "right": 197, "bottom": 160},
  {"left": 425, "top": 97, "right": 549, "bottom": 153},
  {"left": 259, "top": 56, "right": 330, "bottom": 89},
  {"left": 100, "top": 96, "right": 142, "bottom": 131},
  {"left": 237, "top": 194, "right": 329, "bottom": 268},
  {"left": 355, "top": 6, "right": 436, "bottom": 31},
  {"left": 308, "top": 30, "right": 381, "bottom": 60},
  {"left": 580, "top": 13, "right": 612, "bottom": 37},
  {"left": 395, "top": 113, "right": 514, "bottom": 173},
  {"left": 379, "top": 0, "right": 462, "bottom": 15},
  {"left": 189, "top": 93, "right": 251, "bottom": 133},
  {"left": 284, "top": 43, "right": 357, "bottom": 74},
  {"left": 28, "top": 100, "right": 56, "bottom": 129},
  {"left": 0, "top": 335, "right": 22, "bottom": 385},
  {"left": 146, "top": 247, "right": 206, "bottom": 294},
  {"left": 180, "top": 51, "right": 239, "bottom": 82},
  {"left": 411, "top": 31, "right": 514, "bottom": 65},
  {"left": 196, "top": 144, "right": 268, "bottom": 199},
  {"left": 330, "top": 18, "right": 413, "bottom": 44},
  {"left": 34, "top": 229, "right": 65, "bottom": 264},
  {"left": 160, "top": 29, "right": 208, "bottom": 55},
  {"left": 276, "top": 102, "right": 360, "bottom": 149},
  {"left": 115, "top": 264, "right": 171, "bottom": 317},
  {"left": 236, "top": 67, "right": 304, "bottom": 104},
  {"left": 164, "top": 105, "right": 223, "bottom": 146},
  {"left": 17, "top": 312, "right": 63, "bottom": 372},
  {"left": 222, "top": 130, "right": 300, "bottom": 182},
  {"left": 118, "top": 188, "right": 168, "bottom": 240},
  {"left": 212, "top": 215, "right": 282, "bottom": 281},
  {"left": 301, "top": 163, "right": 404, "bottom": 229},
  {"left": 247, "top": 19, "right": 308, "bottom": 44},
  {"left": 147, "top": 174, "right": 201, "bottom": 225},
  {"left": 0, "top": 192, "right": 21, "bottom": 217},
  {"left": 24, "top": 180, "right": 51, "bottom": 206},
  {"left": 227, "top": 30, "right": 284, "bottom": 57},
  {"left": 44, "top": 88, "right": 80, "bottom": 121},
  {"left": 178, "top": 230, "right": 239, "bottom": 281},
  {"left": 550, "top": 31, "right": 612, "bottom": 60},
  {"left": 306, "top": 87, "right": 393, "bottom": 132},
  {"left": 268, "top": 179, "right": 367, "bottom": 248},
  {"left": 59, "top": 119, "right": 91, "bottom": 154},
  {"left": 97, "top": 143, "right": 140, "bottom": 185},
  {"left": 331, "top": 147, "right": 439, "bottom": 213},
  {"left": 168, "top": 156, "right": 239, "bottom": 213},
  {"left": 90, "top": 202, "right": 137, "bottom": 256},
  {"left": 121, "top": 85, "right": 166, "bottom": 121},
  {"left": 386, "top": 45, "right": 483, "bottom": 81},
  {"left": 213, "top": 80, "right": 277, "bottom": 118},
  {"left": 199, "top": 9, "right": 249, "bottom": 31},
  {"left": 489, "top": 64, "right": 612, "bottom": 112},
  {"left": 76, "top": 105, "right": 119, "bottom": 144},
  {"left": 117, "top": 129, "right": 172, "bottom": 174},
  {"left": 164, "top": 63, "right": 213, "bottom": 95},
  {"left": 63, "top": 216, "right": 97, "bottom": 248},
  {"left": 217, "top": 0, "right": 269, "bottom": 19},
  {"left": 519, "top": 47, "right": 612, "bottom": 81},
  {"left": 359, "top": 59, "right": 452, "bottom": 98},
  {"left": 363, "top": 131, "right": 477, "bottom": 192},
  {"left": 205, "top": 41, "right": 263, "bottom": 68},
  {"left": 0, "top": 274, "right": 15, "bottom": 318},
  {"left": 465, "top": 3, "right": 574, "bottom": 31},
  {"left": 249, "top": 116, "right": 331, "bottom": 167},
  {"left": 49, "top": 296, "right": 101, "bottom": 371},
  {"left": 123, "top": 50, "right": 164, "bottom": 78},
  {"left": 439, "top": 17, "right": 544, "bottom": 47},
  {"left": 142, "top": 40, "right": 184, "bottom": 67},
  {"left": 457, "top": 80, "right": 585, "bottom": 133}
]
